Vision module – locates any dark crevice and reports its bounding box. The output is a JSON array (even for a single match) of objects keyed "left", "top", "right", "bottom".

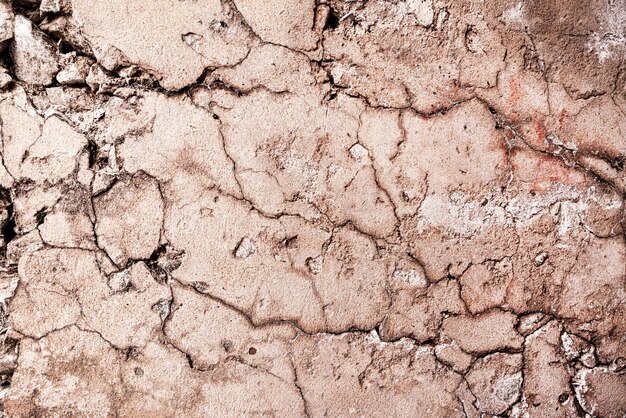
[
  {"left": 58, "top": 41, "right": 75, "bottom": 54},
  {"left": 602, "top": 155, "right": 625, "bottom": 172},
  {"left": 125, "top": 244, "right": 186, "bottom": 284},
  {"left": 11, "top": 0, "right": 40, "bottom": 18},
  {"left": 87, "top": 140, "right": 109, "bottom": 170},
  {"left": 0, "top": 197, "right": 16, "bottom": 250},
  {"left": 186, "top": 353, "right": 194, "bottom": 369},
  {"left": 323, "top": 7, "right": 340, "bottom": 30},
  {"left": 34, "top": 207, "right": 48, "bottom": 226},
  {"left": 1, "top": 213, "right": 16, "bottom": 248},
  {"left": 208, "top": 79, "right": 244, "bottom": 97},
  {"left": 86, "top": 140, "right": 98, "bottom": 169}
]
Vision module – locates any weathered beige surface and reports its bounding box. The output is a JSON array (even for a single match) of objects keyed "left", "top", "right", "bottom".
[{"left": 0, "top": 0, "right": 623, "bottom": 416}]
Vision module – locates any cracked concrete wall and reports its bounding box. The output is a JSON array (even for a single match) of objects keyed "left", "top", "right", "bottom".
[{"left": 0, "top": 0, "right": 622, "bottom": 416}]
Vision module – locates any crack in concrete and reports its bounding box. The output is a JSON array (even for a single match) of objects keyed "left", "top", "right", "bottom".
[{"left": 0, "top": 0, "right": 624, "bottom": 416}]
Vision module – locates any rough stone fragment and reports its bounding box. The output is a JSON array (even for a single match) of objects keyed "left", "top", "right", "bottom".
[
  {"left": 442, "top": 310, "right": 524, "bottom": 354},
  {"left": 517, "top": 312, "right": 550, "bottom": 336},
  {"left": 466, "top": 353, "right": 523, "bottom": 415},
  {"left": 21, "top": 117, "right": 86, "bottom": 183},
  {"left": 213, "top": 44, "right": 316, "bottom": 94},
  {"left": 38, "top": 191, "right": 95, "bottom": 249},
  {"left": 39, "top": 15, "right": 93, "bottom": 55},
  {"left": 234, "top": 236, "right": 255, "bottom": 258},
  {"left": 392, "top": 260, "right": 428, "bottom": 288},
  {"left": 71, "top": 0, "right": 252, "bottom": 90},
  {"left": 291, "top": 333, "right": 464, "bottom": 417},
  {"left": 115, "top": 93, "right": 241, "bottom": 197},
  {"left": 349, "top": 143, "right": 369, "bottom": 162},
  {"left": 0, "top": 103, "right": 87, "bottom": 184},
  {"left": 6, "top": 230, "right": 44, "bottom": 265},
  {"left": 435, "top": 341, "right": 474, "bottom": 373},
  {"left": 233, "top": 0, "right": 318, "bottom": 51},
  {"left": 4, "top": 326, "right": 123, "bottom": 417},
  {"left": 313, "top": 227, "right": 390, "bottom": 332},
  {"left": 574, "top": 367, "right": 626, "bottom": 417},
  {"left": 57, "top": 55, "right": 93, "bottom": 85},
  {"left": 521, "top": 321, "right": 579, "bottom": 417},
  {"left": 381, "top": 279, "right": 466, "bottom": 342},
  {"left": 306, "top": 255, "right": 323, "bottom": 275},
  {"left": 40, "top": 0, "right": 70, "bottom": 14},
  {"left": 9, "top": 249, "right": 89, "bottom": 338},
  {"left": 165, "top": 189, "right": 326, "bottom": 333},
  {"left": 93, "top": 174, "right": 164, "bottom": 267},
  {"left": 11, "top": 15, "right": 59, "bottom": 85},
  {"left": 164, "top": 285, "right": 295, "bottom": 376},
  {"left": 79, "top": 261, "right": 170, "bottom": 348},
  {"left": 459, "top": 258, "right": 513, "bottom": 314},
  {"left": 0, "top": 72, "right": 12, "bottom": 89},
  {"left": 0, "top": 1, "right": 13, "bottom": 47}
]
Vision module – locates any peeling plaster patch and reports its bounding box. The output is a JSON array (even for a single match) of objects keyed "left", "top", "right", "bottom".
[
  {"left": 392, "top": 266, "right": 427, "bottom": 287},
  {"left": 502, "top": 3, "right": 525, "bottom": 25},
  {"left": 588, "top": 32, "right": 626, "bottom": 63},
  {"left": 306, "top": 255, "right": 323, "bottom": 275},
  {"left": 234, "top": 237, "right": 256, "bottom": 259},
  {"left": 405, "top": 0, "right": 435, "bottom": 27},
  {"left": 348, "top": 143, "right": 369, "bottom": 162}
]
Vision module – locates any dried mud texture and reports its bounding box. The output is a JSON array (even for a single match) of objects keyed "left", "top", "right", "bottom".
[{"left": 0, "top": 0, "right": 623, "bottom": 417}]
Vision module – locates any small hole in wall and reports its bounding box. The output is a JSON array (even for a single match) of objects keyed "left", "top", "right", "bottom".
[
  {"left": 59, "top": 42, "right": 75, "bottom": 54},
  {"left": 281, "top": 235, "right": 298, "bottom": 248},
  {"left": 324, "top": 8, "right": 340, "bottom": 30},
  {"left": 248, "top": 347, "right": 257, "bottom": 355}
]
